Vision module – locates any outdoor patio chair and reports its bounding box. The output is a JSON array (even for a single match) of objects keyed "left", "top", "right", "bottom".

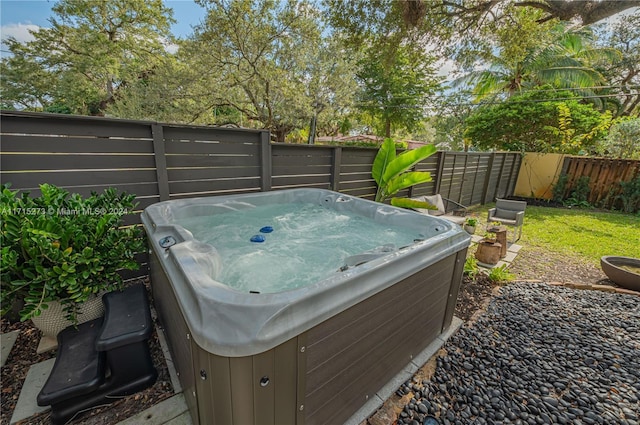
[
  {"left": 487, "top": 198, "right": 527, "bottom": 243},
  {"left": 410, "top": 194, "right": 468, "bottom": 225}
]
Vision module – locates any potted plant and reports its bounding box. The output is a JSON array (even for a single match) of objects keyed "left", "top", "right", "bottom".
[
  {"left": 463, "top": 217, "right": 478, "bottom": 234},
  {"left": 482, "top": 231, "right": 497, "bottom": 244},
  {"left": 487, "top": 220, "right": 503, "bottom": 232},
  {"left": 0, "top": 184, "right": 144, "bottom": 336}
]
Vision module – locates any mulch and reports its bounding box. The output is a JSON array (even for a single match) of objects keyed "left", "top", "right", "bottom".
[
  {"left": 454, "top": 274, "right": 499, "bottom": 322},
  {"left": 1, "top": 279, "right": 174, "bottom": 425}
]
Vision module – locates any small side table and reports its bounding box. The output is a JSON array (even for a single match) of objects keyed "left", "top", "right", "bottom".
[{"left": 488, "top": 225, "right": 508, "bottom": 258}]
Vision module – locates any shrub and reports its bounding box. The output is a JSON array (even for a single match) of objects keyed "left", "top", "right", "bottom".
[
  {"left": 464, "top": 256, "right": 479, "bottom": 279},
  {"left": 552, "top": 173, "right": 569, "bottom": 203},
  {"left": 0, "top": 184, "right": 144, "bottom": 323},
  {"left": 616, "top": 176, "right": 640, "bottom": 213},
  {"left": 487, "top": 265, "right": 515, "bottom": 284}
]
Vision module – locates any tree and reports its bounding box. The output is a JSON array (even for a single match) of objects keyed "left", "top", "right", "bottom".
[
  {"left": 0, "top": 0, "right": 174, "bottom": 115},
  {"left": 110, "top": 0, "right": 358, "bottom": 139},
  {"left": 327, "top": 0, "right": 638, "bottom": 74},
  {"left": 464, "top": 90, "right": 611, "bottom": 153},
  {"left": 392, "top": 0, "right": 640, "bottom": 30},
  {"left": 597, "top": 118, "right": 640, "bottom": 159},
  {"left": 456, "top": 16, "right": 617, "bottom": 102},
  {"left": 429, "top": 91, "right": 475, "bottom": 151},
  {"left": 594, "top": 14, "right": 640, "bottom": 117},
  {"left": 148, "top": 0, "right": 355, "bottom": 142},
  {"left": 356, "top": 43, "right": 441, "bottom": 137},
  {"left": 301, "top": 35, "right": 359, "bottom": 141}
]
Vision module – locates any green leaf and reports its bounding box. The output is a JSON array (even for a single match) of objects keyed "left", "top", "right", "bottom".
[
  {"left": 372, "top": 138, "right": 396, "bottom": 187},
  {"left": 385, "top": 172, "right": 434, "bottom": 197},
  {"left": 390, "top": 198, "right": 437, "bottom": 210},
  {"left": 382, "top": 144, "right": 436, "bottom": 183}
]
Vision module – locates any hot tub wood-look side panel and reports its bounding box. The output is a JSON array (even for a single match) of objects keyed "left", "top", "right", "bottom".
[
  {"left": 442, "top": 250, "right": 467, "bottom": 332},
  {"left": 149, "top": 251, "right": 198, "bottom": 424},
  {"left": 304, "top": 254, "right": 457, "bottom": 425},
  {"left": 191, "top": 335, "right": 303, "bottom": 425}
]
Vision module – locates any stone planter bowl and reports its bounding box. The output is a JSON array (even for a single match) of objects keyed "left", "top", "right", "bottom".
[{"left": 600, "top": 256, "right": 640, "bottom": 292}]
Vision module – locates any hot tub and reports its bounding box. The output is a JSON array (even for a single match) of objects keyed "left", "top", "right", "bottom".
[{"left": 142, "top": 189, "right": 469, "bottom": 425}]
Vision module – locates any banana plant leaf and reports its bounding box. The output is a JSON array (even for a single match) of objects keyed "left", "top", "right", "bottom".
[
  {"left": 382, "top": 144, "right": 437, "bottom": 183},
  {"left": 390, "top": 198, "right": 437, "bottom": 210},
  {"left": 372, "top": 138, "right": 396, "bottom": 187},
  {"left": 385, "top": 172, "right": 433, "bottom": 197}
]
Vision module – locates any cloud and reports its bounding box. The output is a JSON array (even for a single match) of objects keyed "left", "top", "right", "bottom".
[
  {"left": 1, "top": 23, "right": 40, "bottom": 43},
  {"left": 436, "top": 58, "right": 456, "bottom": 79},
  {"left": 159, "top": 36, "right": 179, "bottom": 54},
  {"left": 1, "top": 23, "right": 40, "bottom": 57}
]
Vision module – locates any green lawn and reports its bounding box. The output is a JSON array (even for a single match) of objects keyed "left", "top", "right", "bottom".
[{"left": 468, "top": 204, "right": 640, "bottom": 266}]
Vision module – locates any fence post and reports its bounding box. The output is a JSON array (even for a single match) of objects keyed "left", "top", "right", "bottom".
[
  {"left": 151, "top": 123, "right": 170, "bottom": 201},
  {"left": 481, "top": 152, "right": 496, "bottom": 204},
  {"left": 507, "top": 153, "right": 522, "bottom": 196},
  {"left": 458, "top": 154, "right": 468, "bottom": 203},
  {"left": 330, "top": 147, "right": 342, "bottom": 192},
  {"left": 497, "top": 153, "right": 508, "bottom": 198},
  {"left": 434, "top": 151, "right": 445, "bottom": 195},
  {"left": 260, "top": 131, "right": 272, "bottom": 192}
]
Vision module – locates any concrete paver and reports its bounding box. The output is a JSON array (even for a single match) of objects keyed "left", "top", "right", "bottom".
[
  {"left": 115, "top": 394, "right": 190, "bottom": 425},
  {"left": 508, "top": 243, "right": 523, "bottom": 253},
  {"left": 1, "top": 330, "right": 19, "bottom": 367},
  {"left": 36, "top": 335, "right": 57, "bottom": 354},
  {"left": 163, "top": 412, "right": 193, "bottom": 425},
  {"left": 10, "top": 358, "right": 54, "bottom": 424}
]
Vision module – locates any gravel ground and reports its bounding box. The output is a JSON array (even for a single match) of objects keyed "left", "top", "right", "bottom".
[{"left": 396, "top": 283, "right": 640, "bottom": 425}]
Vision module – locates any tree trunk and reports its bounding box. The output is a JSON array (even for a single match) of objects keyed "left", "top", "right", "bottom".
[
  {"left": 385, "top": 118, "right": 391, "bottom": 138},
  {"left": 274, "top": 128, "right": 287, "bottom": 143}
]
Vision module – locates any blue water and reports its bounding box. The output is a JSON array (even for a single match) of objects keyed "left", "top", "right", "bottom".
[{"left": 176, "top": 202, "right": 422, "bottom": 293}]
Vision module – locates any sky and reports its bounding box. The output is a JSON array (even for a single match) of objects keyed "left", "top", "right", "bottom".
[{"left": 0, "top": 0, "right": 206, "bottom": 56}]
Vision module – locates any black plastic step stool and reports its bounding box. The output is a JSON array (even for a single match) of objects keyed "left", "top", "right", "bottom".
[{"left": 37, "top": 284, "right": 157, "bottom": 424}]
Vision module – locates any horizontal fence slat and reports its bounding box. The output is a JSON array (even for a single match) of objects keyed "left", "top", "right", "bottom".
[
  {"left": 164, "top": 140, "right": 259, "bottom": 155},
  {"left": 339, "top": 172, "right": 375, "bottom": 181},
  {"left": 169, "top": 178, "right": 262, "bottom": 194},
  {"left": 165, "top": 154, "right": 259, "bottom": 168},
  {"left": 168, "top": 187, "right": 261, "bottom": 200},
  {"left": 339, "top": 180, "right": 377, "bottom": 191},
  {"left": 272, "top": 175, "right": 332, "bottom": 186},
  {"left": 340, "top": 164, "right": 376, "bottom": 174},
  {"left": 163, "top": 126, "right": 262, "bottom": 143},
  {"left": 339, "top": 187, "right": 376, "bottom": 199},
  {"left": 272, "top": 165, "right": 332, "bottom": 176},
  {"left": 1, "top": 153, "right": 156, "bottom": 171},
  {"left": 1, "top": 135, "right": 154, "bottom": 154},
  {"left": 1, "top": 113, "right": 153, "bottom": 138},
  {"left": 13, "top": 183, "right": 160, "bottom": 199},
  {"left": 167, "top": 166, "right": 261, "bottom": 181},
  {"left": 272, "top": 182, "right": 330, "bottom": 191},
  {"left": 1, "top": 169, "right": 159, "bottom": 190},
  {"left": 272, "top": 152, "right": 333, "bottom": 167}
]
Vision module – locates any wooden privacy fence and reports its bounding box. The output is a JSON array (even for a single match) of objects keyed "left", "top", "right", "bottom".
[
  {"left": 560, "top": 156, "right": 639, "bottom": 209},
  {"left": 0, "top": 111, "right": 522, "bottom": 278}
]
